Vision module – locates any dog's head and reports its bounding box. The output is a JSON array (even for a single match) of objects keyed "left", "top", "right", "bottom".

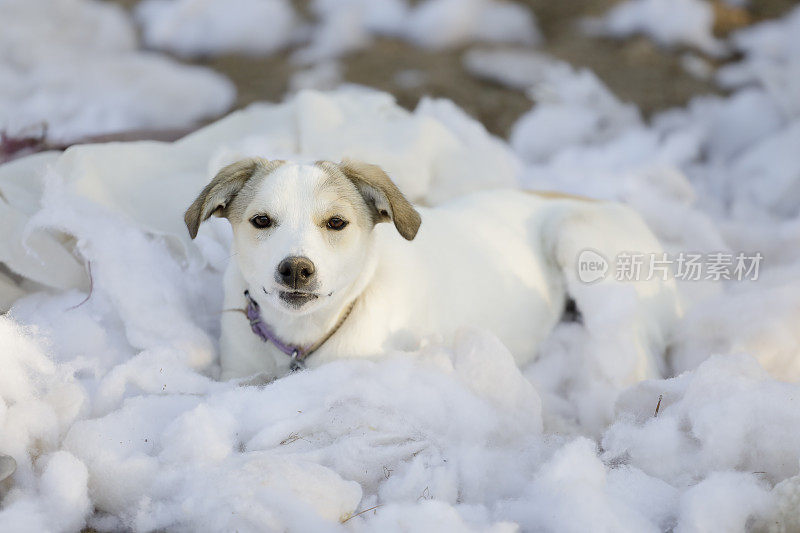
[{"left": 185, "top": 158, "right": 421, "bottom": 314}]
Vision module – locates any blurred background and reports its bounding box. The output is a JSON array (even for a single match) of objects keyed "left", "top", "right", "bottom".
[{"left": 2, "top": 0, "right": 798, "bottom": 158}]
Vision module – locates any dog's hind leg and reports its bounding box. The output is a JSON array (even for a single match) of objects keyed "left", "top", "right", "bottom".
[{"left": 544, "top": 203, "right": 682, "bottom": 384}]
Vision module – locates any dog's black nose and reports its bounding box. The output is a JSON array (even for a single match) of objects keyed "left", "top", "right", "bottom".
[{"left": 277, "top": 256, "right": 316, "bottom": 289}]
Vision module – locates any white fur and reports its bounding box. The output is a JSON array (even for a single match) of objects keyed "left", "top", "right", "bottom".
[{"left": 216, "top": 162, "right": 680, "bottom": 382}]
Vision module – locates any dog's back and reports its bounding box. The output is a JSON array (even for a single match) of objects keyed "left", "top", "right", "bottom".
[{"left": 368, "top": 189, "right": 680, "bottom": 379}]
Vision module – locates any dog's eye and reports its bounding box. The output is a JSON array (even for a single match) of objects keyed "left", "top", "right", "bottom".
[
  {"left": 250, "top": 215, "right": 272, "bottom": 229},
  {"left": 326, "top": 217, "right": 348, "bottom": 230}
]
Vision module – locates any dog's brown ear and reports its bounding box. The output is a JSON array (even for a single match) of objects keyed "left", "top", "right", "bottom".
[
  {"left": 337, "top": 159, "right": 421, "bottom": 240},
  {"left": 184, "top": 158, "right": 268, "bottom": 239}
]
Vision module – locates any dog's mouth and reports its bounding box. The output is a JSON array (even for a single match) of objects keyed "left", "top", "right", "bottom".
[{"left": 278, "top": 290, "right": 319, "bottom": 308}]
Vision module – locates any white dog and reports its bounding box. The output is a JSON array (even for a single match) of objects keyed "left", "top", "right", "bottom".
[{"left": 185, "top": 158, "right": 680, "bottom": 382}]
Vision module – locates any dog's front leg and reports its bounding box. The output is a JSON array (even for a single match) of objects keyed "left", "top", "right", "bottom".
[
  {"left": 219, "top": 310, "right": 280, "bottom": 381},
  {"left": 219, "top": 262, "right": 281, "bottom": 381}
]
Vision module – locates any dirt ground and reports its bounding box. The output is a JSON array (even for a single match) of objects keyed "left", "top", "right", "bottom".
[{"left": 114, "top": 0, "right": 799, "bottom": 138}]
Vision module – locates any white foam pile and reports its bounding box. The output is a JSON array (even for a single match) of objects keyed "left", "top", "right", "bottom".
[
  {"left": 583, "top": 0, "right": 727, "bottom": 56},
  {"left": 717, "top": 4, "right": 800, "bottom": 117},
  {"left": 296, "top": 0, "right": 539, "bottom": 64},
  {"left": 2, "top": 4, "right": 800, "bottom": 533},
  {"left": 135, "top": 0, "right": 540, "bottom": 61},
  {"left": 0, "top": 0, "right": 235, "bottom": 144},
  {"left": 135, "top": 0, "right": 299, "bottom": 57}
]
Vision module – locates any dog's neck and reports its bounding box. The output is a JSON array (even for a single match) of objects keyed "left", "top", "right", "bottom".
[{"left": 246, "top": 254, "right": 379, "bottom": 348}]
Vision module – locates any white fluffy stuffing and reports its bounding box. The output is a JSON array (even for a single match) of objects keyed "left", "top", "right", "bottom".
[{"left": 1, "top": 3, "right": 800, "bottom": 532}]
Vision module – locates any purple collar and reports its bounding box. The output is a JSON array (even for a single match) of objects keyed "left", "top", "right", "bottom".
[{"left": 243, "top": 290, "right": 354, "bottom": 371}]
